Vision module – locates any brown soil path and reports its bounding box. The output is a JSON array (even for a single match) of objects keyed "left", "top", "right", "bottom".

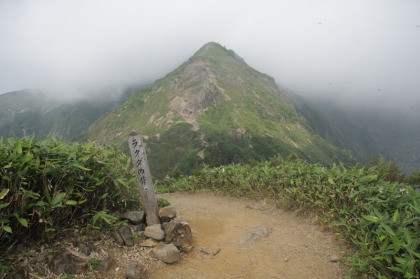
[{"left": 152, "top": 191, "right": 348, "bottom": 279}]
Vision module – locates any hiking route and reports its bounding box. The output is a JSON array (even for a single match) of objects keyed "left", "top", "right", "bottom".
[{"left": 152, "top": 191, "right": 348, "bottom": 279}]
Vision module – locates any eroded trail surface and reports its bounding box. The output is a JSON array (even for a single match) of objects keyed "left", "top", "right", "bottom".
[{"left": 153, "top": 192, "right": 347, "bottom": 279}]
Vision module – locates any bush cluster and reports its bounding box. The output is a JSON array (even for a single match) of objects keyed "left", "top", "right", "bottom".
[
  {"left": 159, "top": 156, "right": 419, "bottom": 278},
  {"left": 0, "top": 136, "right": 139, "bottom": 249}
]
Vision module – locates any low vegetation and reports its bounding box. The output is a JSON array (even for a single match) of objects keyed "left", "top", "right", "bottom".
[
  {"left": 159, "top": 156, "right": 419, "bottom": 278},
  {"left": 1, "top": 135, "right": 418, "bottom": 278},
  {"left": 0, "top": 136, "right": 140, "bottom": 250}
]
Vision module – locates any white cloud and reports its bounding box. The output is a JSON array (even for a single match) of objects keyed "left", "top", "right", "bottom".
[{"left": 0, "top": 0, "right": 419, "bottom": 106}]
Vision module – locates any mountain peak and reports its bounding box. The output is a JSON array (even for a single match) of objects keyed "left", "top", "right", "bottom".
[
  {"left": 193, "top": 42, "right": 245, "bottom": 64},
  {"left": 85, "top": 43, "right": 355, "bottom": 178}
]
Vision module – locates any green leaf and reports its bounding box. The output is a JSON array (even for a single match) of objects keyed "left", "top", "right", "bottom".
[
  {"left": 0, "top": 202, "right": 10, "bottom": 210},
  {"left": 360, "top": 174, "right": 378, "bottom": 183},
  {"left": 78, "top": 199, "right": 87, "bottom": 204},
  {"left": 35, "top": 201, "right": 49, "bottom": 207},
  {"left": 363, "top": 215, "right": 380, "bottom": 223},
  {"left": 100, "top": 193, "right": 108, "bottom": 199},
  {"left": 381, "top": 223, "right": 396, "bottom": 236},
  {"left": 392, "top": 209, "right": 399, "bottom": 223},
  {"left": 2, "top": 226, "right": 12, "bottom": 233},
  {"left": 65, "top": 200, "right": 78, "bottom": 205},
  {"left": 18, "top": 218, "right": 28, "bottom": 228},
  {"left": 117, "top": 177, "right": 128, "bottom": 187},
  {"left": 51, "top": 193, "right": 66, "bottom": 205},
  {"left": 328, "top": 177, "right": 335, "bottom": 185},
  {"left": 45, "top": 187, "right": 52, "bottom": 204},
  {"left": 388, "top": 266, "right": 404, "bottom": 273},
  {"left": 92, "top": 214, "right": 100, "bottom": 225},
  {"left": 16, "top": 140, "right": 22, "bottom": 154},
  {"left": 0, "top": 189, "right": 9, "bottom": 200},
  {"left": 101, "top": 215, "right": 111, "bottom": 225},
  {"left": 73, "top": 163, "right": 92, "bottom": 171},
  {"left": 392, "top": 235, "right": 401, "bottom": 252}
]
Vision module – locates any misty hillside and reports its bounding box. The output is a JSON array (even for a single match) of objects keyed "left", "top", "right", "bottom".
[
  {"left": 285, "top": 89, "right": 420, "bottom": 175},
  {"left": 82, "top": 42, "right": 355, "bottom": 178},
  {"left": 0, "top": 87, "right": 142, "bottom": 141}
]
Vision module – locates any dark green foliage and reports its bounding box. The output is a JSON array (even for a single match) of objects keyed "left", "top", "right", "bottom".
[
  {"left": 406, "top": 170, "right": 420, "bottom": 186},
  {"left": 0, "top": 136, "right": 139, "bottom": 249},
  {"left": 370, "top": 155, "right": 406, "bottom": 183},
  {"left": 160, "top": 156, "right": 419, "bottom": 278},
  {"left": 88, "top": 258, "right": 101, "bottom": 271}
]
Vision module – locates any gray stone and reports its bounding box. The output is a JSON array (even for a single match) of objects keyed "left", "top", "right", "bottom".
[
  {"left": 125, "top": 261, "right": 147, "bottom": 279},
  {"left": 144, "top": 224, "right": 165, "bottom": 241},
  {"left": 159, "top": 206, "right": 177, "bottom": 222},
  {"left": 152, "top": 243, "right": 181, "bottom": 264},
  {"left": 49, "top": 253, "right": 88, "bottom": 275},
  {"left": 121, "top": 210, "right": 145, "bottom": 225},
  {"left": 163, "top": 220, "right": 193, "bottom": 251},
  {"left": 162, "top": 220, "right": 178, "bottom": 242},
  {"left": 111, "top": 230, "right": 125, "bottom": 246},
  {"left": 118, "top": 225, "right": 134, "bottom": 247}
]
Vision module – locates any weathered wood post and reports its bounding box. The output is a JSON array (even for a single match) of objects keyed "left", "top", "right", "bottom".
[{"left": 128, "top": 131, "right": 160, "bottom": 225}]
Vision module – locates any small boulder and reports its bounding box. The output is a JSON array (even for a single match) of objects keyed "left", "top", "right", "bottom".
[
  {"left": 162, "top": 220, "right": 178, "bottom": 242},
  {"left": 173, "top": 222, "right": 193, "bottom": 251},
  {"left": 159, "top": 206, "right": 177, "bottom": 222},
  {"left": 163, "top": 220, "right": 193, "bottom": 251},
  {"left": 118, "top": 225, "right": 134, "bottom": 247},
  {"left": 121, "top": 210, "right": 145, "bottom": 225},
  {"left": 152, "top": 243, "right": 181, "bottom": 264},
  {"left": 49, "top": 253, "right": 88, "bottom": 275},
  {"left": 111, "top": 230, "right": 125, "bottom": 246},
  {"left": 144, "top": 224, "right": 165, "bottom": 241},
  {"left": 125, "top": 261, "right": 147, "bottom": 279}
]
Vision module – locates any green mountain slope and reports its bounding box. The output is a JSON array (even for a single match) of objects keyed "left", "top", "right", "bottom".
[
  {"left": 84, "top": 42, "right": 355, "bottom": 178},
  {"left": 286, "top": 91, "right": 420, "bottom": 175},
  {"left": 0, "top": 87, "right": 140, "bottom": 141}
]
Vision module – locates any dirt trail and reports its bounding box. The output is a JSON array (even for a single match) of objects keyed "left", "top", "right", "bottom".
[{"left": 152, "top": 191, "right": 348, "bottom": 279}]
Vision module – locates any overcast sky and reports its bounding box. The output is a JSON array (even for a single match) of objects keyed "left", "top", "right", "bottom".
[{"left": 0, "top": 0, "right": 419, "bottom": 107}]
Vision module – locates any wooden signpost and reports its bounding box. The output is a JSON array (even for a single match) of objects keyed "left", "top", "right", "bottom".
[{"left": 128, "top": 131, "right": 160, "bottom": 225}]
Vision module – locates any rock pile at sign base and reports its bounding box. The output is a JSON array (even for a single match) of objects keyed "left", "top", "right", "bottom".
[{"left": 110, "top": 205, "right": 192, "bottom": 266}]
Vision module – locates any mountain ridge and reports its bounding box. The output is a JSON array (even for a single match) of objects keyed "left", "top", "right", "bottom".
[{"left": 83, "top": 42, "right": 355, "bottom": 178}]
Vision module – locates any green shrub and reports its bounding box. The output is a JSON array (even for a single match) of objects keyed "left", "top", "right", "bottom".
[
  {"left": 0, "top": 136, "right": 139, "bottom": 249},
  {"left": 160, "top": 155, "right": 419, "bottom": 278}
]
